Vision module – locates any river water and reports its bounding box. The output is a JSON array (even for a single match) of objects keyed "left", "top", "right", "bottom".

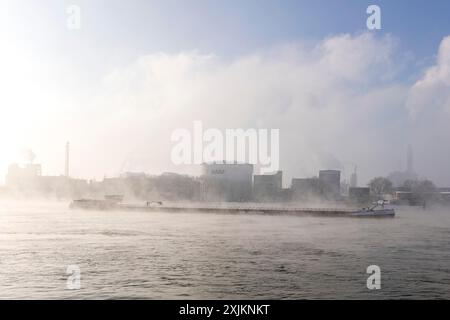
[{"left": 0, "top": 201, "right": 449, "bottom": 299}]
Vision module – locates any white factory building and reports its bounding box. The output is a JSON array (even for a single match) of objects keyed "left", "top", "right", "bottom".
[{"left": 200, "top": 162, "right": 253, "bottom": 202}]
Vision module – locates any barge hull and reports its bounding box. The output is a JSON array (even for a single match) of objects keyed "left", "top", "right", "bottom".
[{"left": 70, "top": 200, "right": 395, "bottom": 218}]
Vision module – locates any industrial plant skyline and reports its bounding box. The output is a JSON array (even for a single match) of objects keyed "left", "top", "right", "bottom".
[
  {"left": 4, "top": 137, "right": 448, "bottom": 208},
  {"left": 2, "top": 0, "right": 450, "bottom": 186},
  {"left": 0, "top": 140, "right": 425, "bottom": 188}
]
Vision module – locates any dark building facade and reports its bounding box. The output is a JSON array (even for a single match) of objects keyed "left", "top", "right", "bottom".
[
  {"left": 349, "top": 187, "right": 370, "bottom": 205},
  {"left": 291, "top": 177, "right": 321, "bottom": 201},
  {"left": 319, "top": 170, "right": 341, "bottom": 200},
  {"left": 253, "top": 171, "right": 282, "bottom": 201}
]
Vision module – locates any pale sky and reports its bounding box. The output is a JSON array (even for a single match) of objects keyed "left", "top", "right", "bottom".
[{"left": 1, "top": 0, "right": 450, "bottom": 186}]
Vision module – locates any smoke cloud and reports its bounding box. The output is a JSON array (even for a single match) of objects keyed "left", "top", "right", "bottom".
[{"left": 3, "top": 32, "right": 450, "bottom": 186}]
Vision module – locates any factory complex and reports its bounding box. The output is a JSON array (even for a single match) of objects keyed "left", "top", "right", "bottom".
[{"left": 2, "top": 144, "right": 450, "bottom": 207}]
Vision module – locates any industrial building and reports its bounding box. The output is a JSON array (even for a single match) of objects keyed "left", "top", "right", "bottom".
[
  {"left": 6, "top": 163, "right": 42, "bottom": 187},
  {"left": 3, "top": 143, "right": 90, "bottom": 199},
  {"left": 318, "top": 170, "right": 341, "bottom": 200},
  {"left": 201, "top": 162, "right": 253, "bottom": 202},
  {"left": 350, "top": 166, "right": 358, "bottom": 188},
  {"left": 348, "top": 187, "right": 370, "bottom": 205},
  {"left": 5, "top": 163, "right": 43, "bottom": 195},
  {"left": 291, "top": 177, "right": 321, "bottom": 201},
  {"left": 100, "top": 172, "right": 201, "bottom": 201},
  {"left": 253, "top": 171, "right": 282, "bottom": 201},
  {"left": 5, "top": 162, "right": 88, "bottom": 199}
]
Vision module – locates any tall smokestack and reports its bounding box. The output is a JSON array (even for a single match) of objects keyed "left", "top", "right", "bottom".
[{"left": 65, "top": 142, "right": 70, "bottom": 177}]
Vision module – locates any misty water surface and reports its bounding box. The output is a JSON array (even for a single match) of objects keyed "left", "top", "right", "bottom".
[{"left": 0, "top": 201, "right": 449, "bottom": 299}]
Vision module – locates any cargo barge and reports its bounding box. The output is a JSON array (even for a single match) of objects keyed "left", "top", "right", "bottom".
[{"left": 69, "top": 197, "right": 395, "bottom": 218}]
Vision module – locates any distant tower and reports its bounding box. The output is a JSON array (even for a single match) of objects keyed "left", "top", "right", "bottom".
[
  {"left": 406, "top": 145, "right": 413, "bottom": 173},
  {"left": 350, "top": 165, "right": 358, "bottom": 188},
  {"left": 65, "top": 142, "right": 70, "bottom": 177}
]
